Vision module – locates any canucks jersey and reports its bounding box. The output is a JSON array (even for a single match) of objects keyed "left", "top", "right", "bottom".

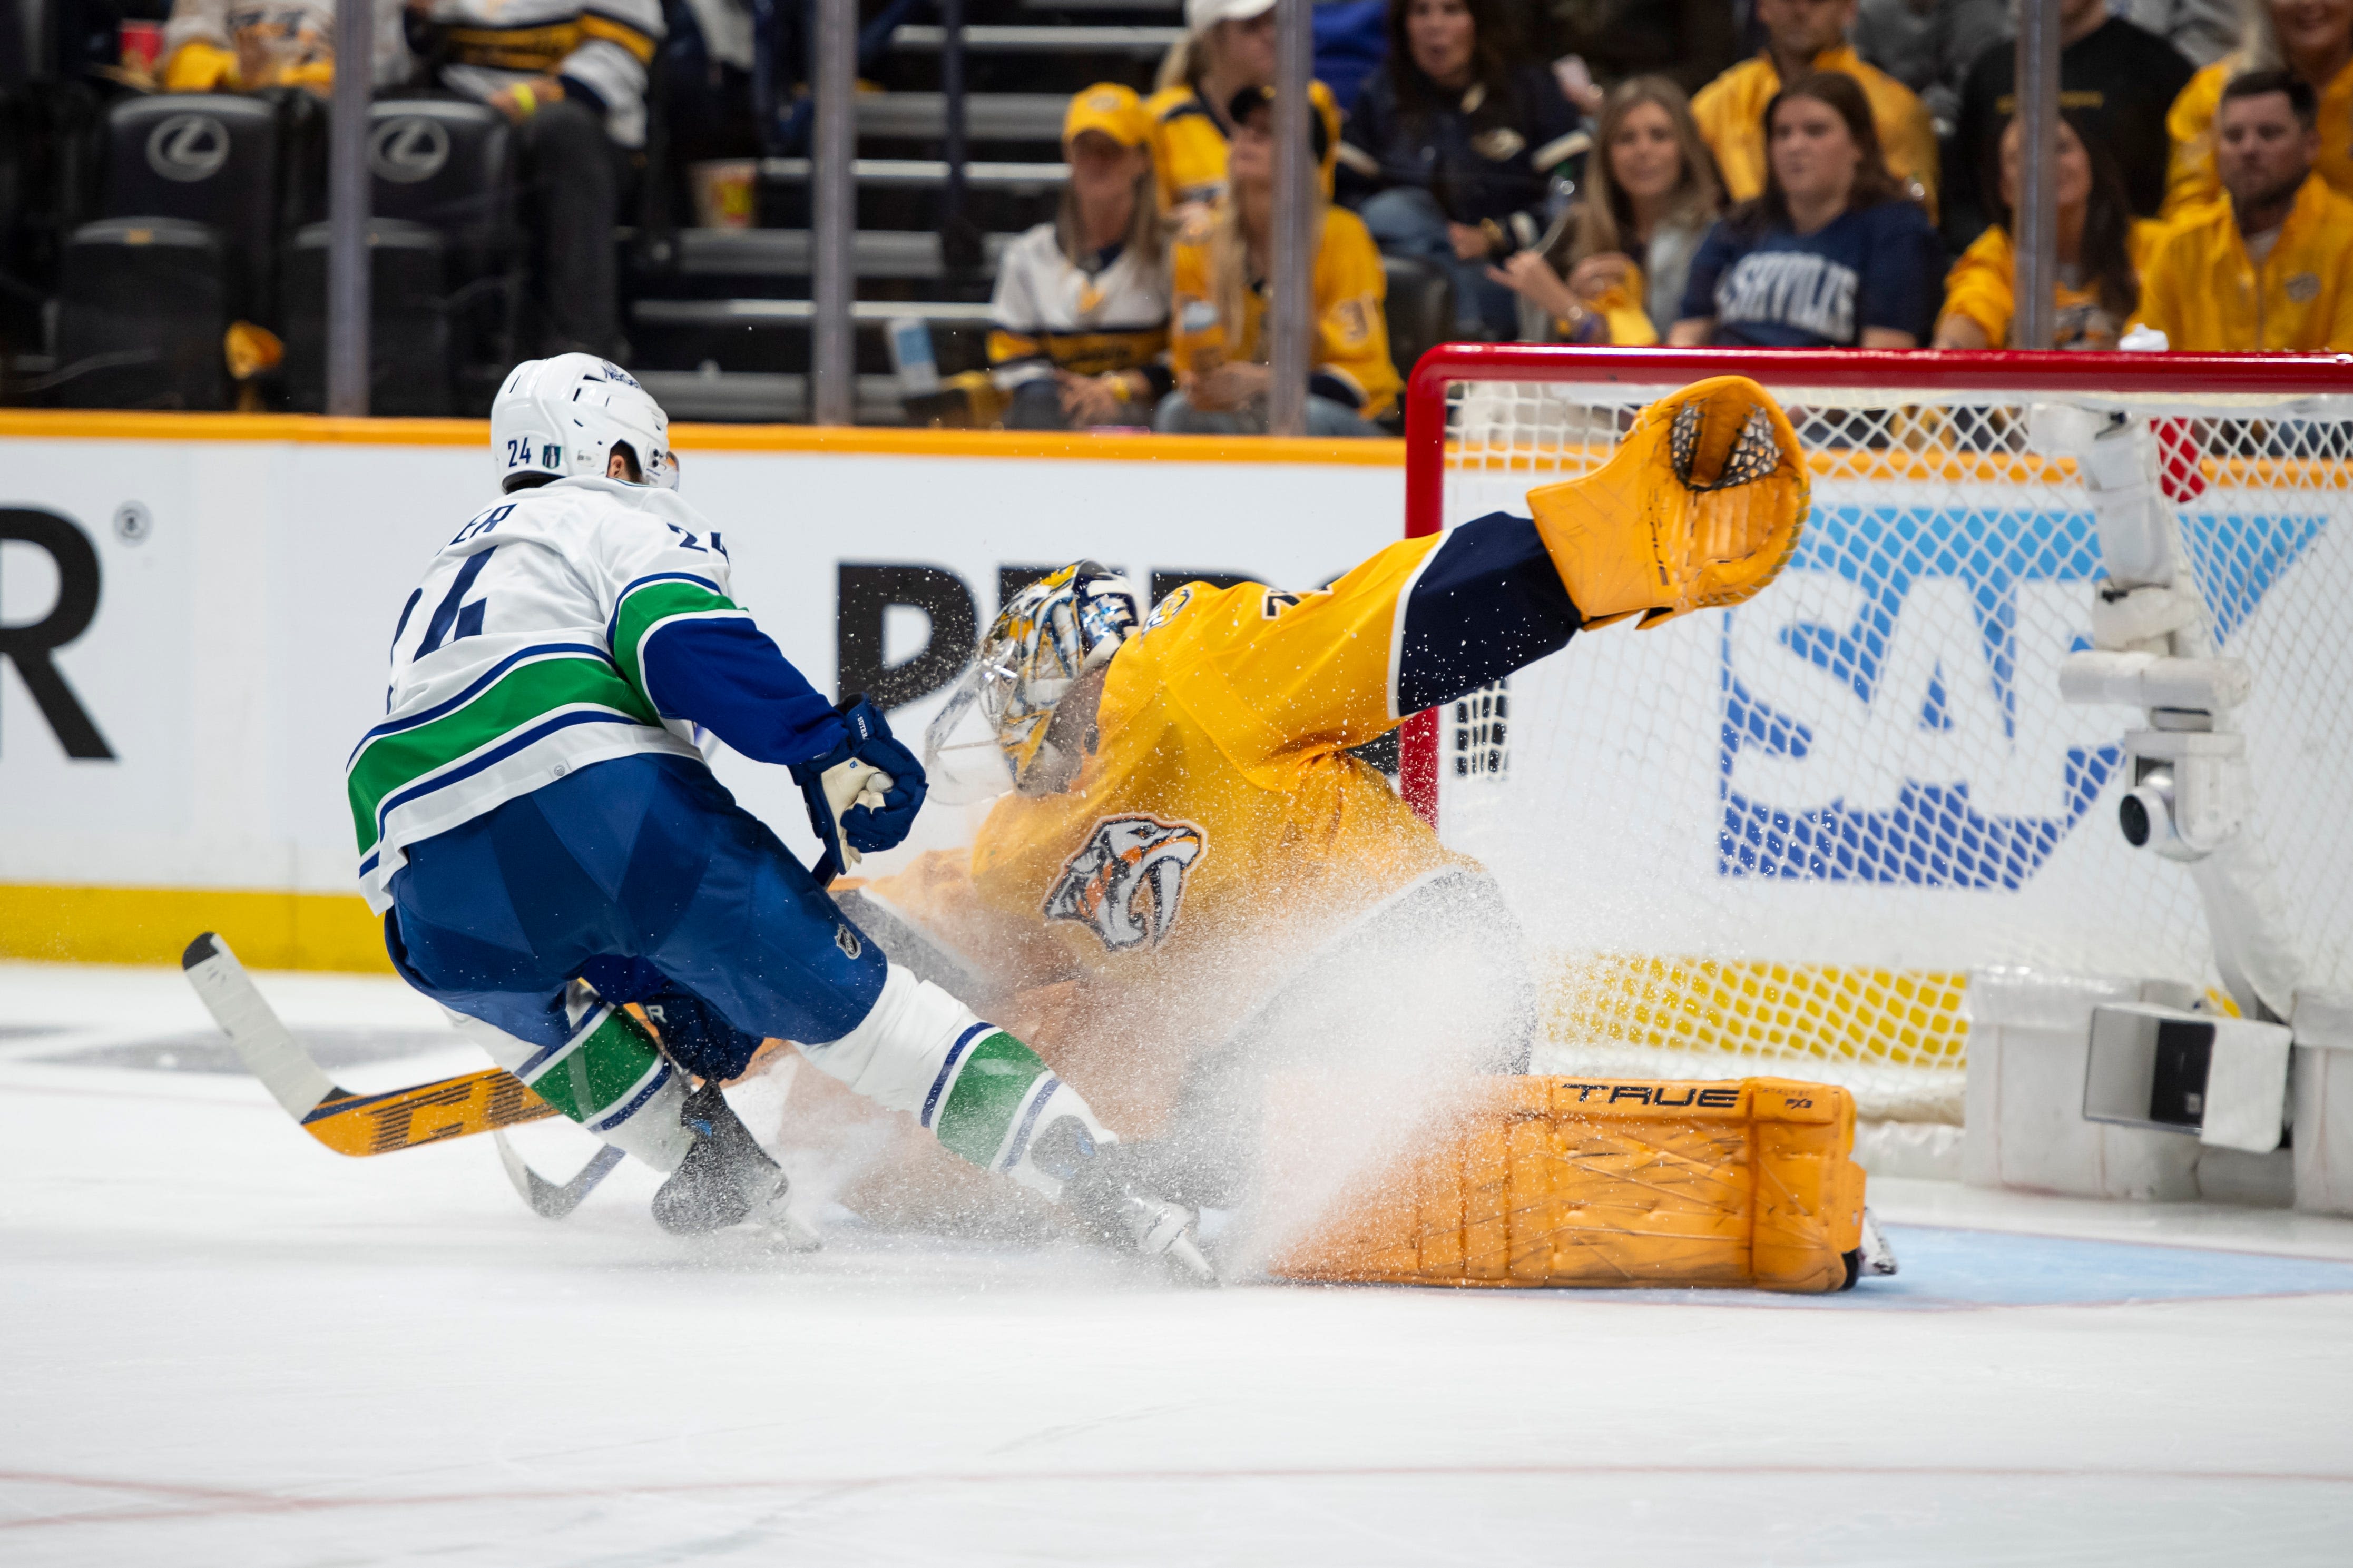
[
  {"left": 865, "top": 512, "right": 1582, "bottom": 1047},
  {"left": 350, "top": 476, "right": 839, "bottom": 913}
]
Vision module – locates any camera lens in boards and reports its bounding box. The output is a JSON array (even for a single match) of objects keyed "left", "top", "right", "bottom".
[{"left": 2119, "top": 792, "right": 2152, "bottom": 847}]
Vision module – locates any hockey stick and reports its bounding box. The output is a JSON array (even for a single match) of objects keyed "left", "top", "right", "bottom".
[
  {"left": 495, "top": 1132, "right": 626, "bottom": 1218},
  {"left": 184, "top": 930, "right": 631, "bottom": 1214},
  {"left": 182, "top": 932, "right": 561, "bottom": 1156}
]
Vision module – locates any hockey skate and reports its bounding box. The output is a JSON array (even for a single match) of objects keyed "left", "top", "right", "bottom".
[
  {"left": 651, "top": 1080, "right": 818, "bottom": 1247},
  {"left": 1033, "top": 1121, "right": 1217, "bottom": 1285},
  {"left": 1841, "top": 1208, "right": 1899, "bottom": 1289}
]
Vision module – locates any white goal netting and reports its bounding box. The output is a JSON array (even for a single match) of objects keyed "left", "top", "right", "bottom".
[{"left": 1416, "top": 359, "right": 2353, "bottom": 1118}]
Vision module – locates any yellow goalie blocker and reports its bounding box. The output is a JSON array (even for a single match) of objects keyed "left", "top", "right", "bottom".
[{"left": 1266, "top": 1075, "right": 1872, "bottom": 1294}]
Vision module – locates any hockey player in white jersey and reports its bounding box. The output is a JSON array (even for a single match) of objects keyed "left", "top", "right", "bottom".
[{"left": 352, "top": 356, "right": 1207, "bottom": 1271}]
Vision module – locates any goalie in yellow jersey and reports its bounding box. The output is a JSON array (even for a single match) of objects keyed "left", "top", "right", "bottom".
[{"left": 835, "top": 376, "right": 1809, "bottom": 1225}]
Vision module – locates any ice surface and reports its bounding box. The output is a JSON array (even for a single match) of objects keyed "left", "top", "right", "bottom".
[{"left": 4, "top": 961, "right": 2352, "bottom": 1565}]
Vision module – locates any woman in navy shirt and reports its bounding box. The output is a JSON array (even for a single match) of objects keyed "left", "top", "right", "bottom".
[
  {"left": 1340, "top": 0, "right": 1582, "bottom": 339},
  {"left": 1671, "top": 71, "right": 1944, "bottom": 349}
]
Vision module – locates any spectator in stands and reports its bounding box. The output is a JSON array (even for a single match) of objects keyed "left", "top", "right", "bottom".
[
  {"left": 1338, "top": 0, "right": 1584, "bottom": 339},
  {"left": 1851, "top": 0, "right": 2006, "bottom": 130},
  {"left": 1538, "top": 0, "right": 1742, "bottom": 97},
  {"left": 2114, "top": 0, "right": 2242, "bottom": 65},
  {"left": 1156, "top": 86, "right": 1397, "bottom": 437},
  {"left": 161, "top": 0, "right": 409, "bottom": 94},
  {"left": 2165, "top": 0, "right": 2353, "bottom": 216},
  {"left": 1691, "top": 0, "right": 1939, "bottom": 214},
  {"left": 404, "top": 0, "right": 663, "bottom": 361},
  {"left": 1148, "top": 0, "right": 1341, "bottom": 219},
  {"left": 1946, "top": 0, "right": 2193, "bottom": 247},
  {"left": 1490, "top": 76, "right": 1720, "bottom": 344},
  {"left": 987, "top": 85, "right": 1173, "bottom": 431},
  {"left": 2136, "top": 68, "right": 2353, "bottom": 349},
  {"left": 1671, "top": 70, "right": 1944, "bottom": 347},
  {"left": 1935, "top": 111, "right": 2163, "bottom": 348},
  {"left": 662, "top": 0, "right": 760, "bottom": 167}
]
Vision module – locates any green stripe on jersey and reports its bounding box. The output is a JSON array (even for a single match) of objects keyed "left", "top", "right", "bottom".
[
  {"left": 613, "top": 579, "right": 743, "bottom": 700},
  {"left": 347, "top": 655, "right": 658, "bottom": 853},
  {"left": 521, "top": 1008, "right": 666, "bottom": 1126},
  {"left": 934, "top": 1031, "right": 1050, "bottom": 1169}
]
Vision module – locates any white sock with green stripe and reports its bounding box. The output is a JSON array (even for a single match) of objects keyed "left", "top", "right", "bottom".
[
  {"left": 446, "top": 991, "right": 694, "bottom": 1172},
  {"left": 799, "top": 964, "right": 1115, "bottom": 1199}
]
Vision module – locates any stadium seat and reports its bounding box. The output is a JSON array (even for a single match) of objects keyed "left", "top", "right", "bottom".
[
  {"left": 283, "top": 100, "right": 521, "bottom": 416},
  {"left": 1381, "top": 254, "right": 1454, "bottom": 396},
  {"left": 282, "top": 219, "right": 455, "bottom": 416},
  {"left": 54, "top": 94, "right": 287, "bottom": 409}
]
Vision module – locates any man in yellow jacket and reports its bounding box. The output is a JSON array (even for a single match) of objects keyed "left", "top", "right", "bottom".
[
  {"left": 2136, "top": 70, "right": 2353, "bottom": 351},
  {"left": 1153, "top": 87, "right": 1398, "bottom": 436},
  {"left": 2163, "top": 19, "right": 2353, "bottom": 217},
  {"left": 1691, "top": 0, "right": 1938, "bottom": 215}
]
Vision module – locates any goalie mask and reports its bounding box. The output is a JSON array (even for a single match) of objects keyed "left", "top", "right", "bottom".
[
  {"left": 925, "top": 562, "right": 1143, "bottom": 796},
  {"left": 491, "top": 354, "right": 679, "bottom": 493}
]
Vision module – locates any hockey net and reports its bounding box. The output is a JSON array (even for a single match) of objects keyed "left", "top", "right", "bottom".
[{"left": 1399, "top": 348, "right": 2353, "bottom": 1125}]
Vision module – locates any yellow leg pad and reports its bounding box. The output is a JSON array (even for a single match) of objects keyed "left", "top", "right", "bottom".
[{"left": 1266, "top": 1076, "right": 1866, "bottom": 1294}]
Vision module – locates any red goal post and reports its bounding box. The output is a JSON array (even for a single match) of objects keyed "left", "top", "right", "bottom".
[{"left": 1394, "top": 345, "right": 2353, "bottom": 1089}]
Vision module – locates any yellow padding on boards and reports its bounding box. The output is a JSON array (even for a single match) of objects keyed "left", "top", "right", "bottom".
[
  {"left": 1269, "top": 1076, "right": 1866, "bottom": 1293},
  {"left": 1543, "top": 953, "right": 1970, "bottom": 1068},
  {"left": 0, "top": 885, "right": 392, "bottom": 973}
]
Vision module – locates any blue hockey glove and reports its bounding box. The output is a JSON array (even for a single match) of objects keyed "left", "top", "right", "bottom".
[{"left": 789, "top": 695, "right": 928, "bottom": 878}]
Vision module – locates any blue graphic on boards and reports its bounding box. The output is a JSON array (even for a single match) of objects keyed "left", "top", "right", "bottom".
[{"left": 1718, "top": 504, "right": 2326, "bottom": 886}]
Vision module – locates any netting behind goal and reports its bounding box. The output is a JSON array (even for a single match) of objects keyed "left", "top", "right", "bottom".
[{"left": 1399, "top": 348, "right": 2353, "bottom": 1114}]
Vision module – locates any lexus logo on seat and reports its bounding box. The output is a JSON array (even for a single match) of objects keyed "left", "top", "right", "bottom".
[
  {"left": 145, "top": 114, "right": 230, "bottom": 182},
  {"left": 370, "top": 117, "right": 451, "bottom": 183}
]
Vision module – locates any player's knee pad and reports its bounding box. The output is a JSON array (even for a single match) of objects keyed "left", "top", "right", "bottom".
[
  {"left": 446, "top": 991, "right": 693, "bottom": 1172},
  {"left": 575, "top": 955, "right": 766, "bottom": 1082},
  {"left": 796, "top": 962, "right": 1115, "bottom": 1192}
]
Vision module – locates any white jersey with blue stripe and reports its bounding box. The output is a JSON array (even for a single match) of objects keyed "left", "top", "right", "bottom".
[{"left": 349, "top": 475, "right": 749, "bottom": 913}]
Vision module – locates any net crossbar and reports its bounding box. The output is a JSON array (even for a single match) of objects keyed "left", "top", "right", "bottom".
[{"left": 1400, "top": 348, "right": 2353, "bottom": 1112}]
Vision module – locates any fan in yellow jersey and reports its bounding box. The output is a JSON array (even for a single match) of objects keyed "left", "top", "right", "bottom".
[
  {"left": 1933, "top": 112, "right": 2169, "bottom": 351},
  {"left": 1155, "top": 87, "right": 1398, "bottom": 438},
  {"left": 837, "top": 376, "right": 1809, "bottom": 1217},
  {"left": 1146, "top": 0, "right": 1344, "bottom": 218}
]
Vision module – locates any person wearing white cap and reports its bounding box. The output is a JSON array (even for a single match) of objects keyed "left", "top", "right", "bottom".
[{"left": 1146, "top": 0, "right": 1344, "bottom": 219}]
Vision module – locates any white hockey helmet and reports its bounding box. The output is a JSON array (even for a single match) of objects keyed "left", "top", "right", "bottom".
[{"left": 490, "top": 354, "right": 678, "bottom": 492}]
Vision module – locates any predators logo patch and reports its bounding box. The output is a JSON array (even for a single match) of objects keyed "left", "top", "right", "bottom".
[{"left": 1043, "top": 815, "right": 1208, "bottom": 952}]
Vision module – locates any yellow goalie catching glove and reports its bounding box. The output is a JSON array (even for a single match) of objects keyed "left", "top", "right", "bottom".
[{"left": 1527, "top": 374, "right": 1808, "bottom": 630}]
